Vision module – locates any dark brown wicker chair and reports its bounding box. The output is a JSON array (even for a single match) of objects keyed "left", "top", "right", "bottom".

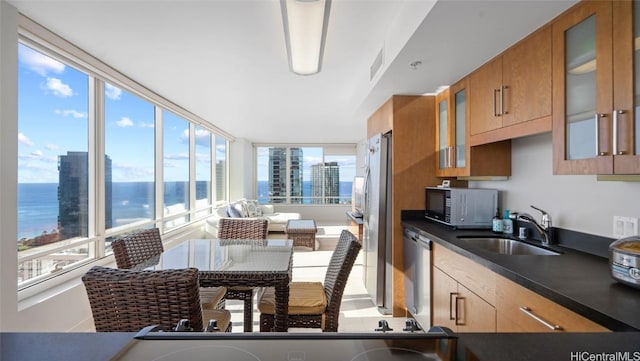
[
  {"left": 258, "top": 229, "right": 361, "bottom": 332},
  {"left": 82, "top": 266, "right": 231, "bottom": 332},
  {"left": 111, "top": 228, "right": 226, "bottom": 310},
  {"left": 217, "top": 217, "right": 269, "bottom": 332}
]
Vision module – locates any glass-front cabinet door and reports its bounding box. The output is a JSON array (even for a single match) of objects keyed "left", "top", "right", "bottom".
[
  {"left": 435, "top": 88, "right": 451, "bottom": 175},
  {"left": 612, "top": 0, "right": 640, "bottom": 173},
  {"left": 552, "top": 0, "right": 613, "bottom": 174},
  {"left": 553, "top": 0, "right": 640, "bottom": 174},
  {"left": 435, "top": 79, "right": 469, "bottom": 177}
]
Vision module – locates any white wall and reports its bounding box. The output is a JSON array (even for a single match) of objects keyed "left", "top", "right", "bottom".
[
  {"left": 470, "top": 132, "right": 640, "bottom": 238},
  {"left": 229, "top": 138, "right": 254, "bottom": 201}
]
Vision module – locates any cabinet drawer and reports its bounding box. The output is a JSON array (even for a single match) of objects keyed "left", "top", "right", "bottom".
[
  {"left": 496, "top": 275, "right": 609, "bottom": 332},
  {"left": 433, "top": 243, "right": 496, "bottom": 305}
]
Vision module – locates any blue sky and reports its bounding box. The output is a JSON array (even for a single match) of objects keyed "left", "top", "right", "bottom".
[{"left": 17, "top": 43, "right": 224, "bottom": 184}]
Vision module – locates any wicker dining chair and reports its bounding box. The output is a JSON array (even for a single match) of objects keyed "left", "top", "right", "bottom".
[
  {"left": 82, "top": 266, "right": 231, "bottom": 332},
  {"left": 258, "top": 229, "right": 361, "bottom": 332},
  {"left": 111, "top": 228, "right": 227, "bottom": 310},
  {"left": 217, "top": 217, "right": 269, "bottom": 332}
]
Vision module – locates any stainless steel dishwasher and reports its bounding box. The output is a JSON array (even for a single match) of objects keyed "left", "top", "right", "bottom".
[{"left": 403, "top": 227, "right": 432, "bottom": 330}]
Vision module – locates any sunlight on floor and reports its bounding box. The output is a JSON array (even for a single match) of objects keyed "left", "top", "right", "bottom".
[{"left": 226, "top": 225, "right": 416, "bottom": 333}]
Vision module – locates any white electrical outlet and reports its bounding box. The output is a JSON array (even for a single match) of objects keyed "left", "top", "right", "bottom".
[{"left": 613, "top": 216, "right": 639, "bottom": 238}]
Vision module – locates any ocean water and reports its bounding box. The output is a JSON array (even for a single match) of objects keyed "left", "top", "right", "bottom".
[{"left": 18, "top": 181, "right": 352, "bottom": 240}]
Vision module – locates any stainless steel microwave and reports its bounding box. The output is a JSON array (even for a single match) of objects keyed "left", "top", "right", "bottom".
[{"left": 425, "top": 187, "right": 498, "bottom": 229}]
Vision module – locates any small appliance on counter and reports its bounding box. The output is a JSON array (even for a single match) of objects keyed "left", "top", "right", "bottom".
[
  {"left": 424, "top": 187, "right": 498, "bottom": 229},
  {"left": 609, "top": 236, "right": 640, "bottom": 289}
]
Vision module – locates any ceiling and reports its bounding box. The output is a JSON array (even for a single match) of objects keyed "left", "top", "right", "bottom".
[{"left": 8, "top": 0, "right": 578, "bottom": 144}]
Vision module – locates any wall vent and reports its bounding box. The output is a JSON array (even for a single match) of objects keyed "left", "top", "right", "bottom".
[{"left": 370, "top": 46, "right": 384, "bottom": 81}]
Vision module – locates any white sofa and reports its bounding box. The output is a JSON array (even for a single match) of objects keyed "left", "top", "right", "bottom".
[{"left": 206, "top": 200, "right": 301, "bottom": 237}]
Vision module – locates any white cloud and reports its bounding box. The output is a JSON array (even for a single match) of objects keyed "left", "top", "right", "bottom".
[
  {"left": 55, "top": 109, "right": 87, "bottom": 119},
  {"left": 165, "top": 153, "right": 189, "bottom": 160},
  {"left": 18, "top": 133, "right": 34, "bottom": 146},
  {"left": 19, "top": 45, "right": 65, "bottom": 76},
  {"left": 30, "top": 150, "right": 43, "bottom": 157},
  {"left": 105, "top": 84, "right": 122, "bottom": 100},
  {"left": 139, "top": 121, "right": 155, "bottom": 128},
  {"left": 44, "top": 143, "right": 59, "bottom": 151},
  {"left": 44, "top": 77, "right": 73, "bottom": 97},
  {"left": 116, "top": 117, "right": 134, "bottom": 127}
]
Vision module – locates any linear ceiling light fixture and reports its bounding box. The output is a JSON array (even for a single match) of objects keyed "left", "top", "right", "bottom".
[{"left": 280, "top": 0, "right": 332, "bottom": 75}]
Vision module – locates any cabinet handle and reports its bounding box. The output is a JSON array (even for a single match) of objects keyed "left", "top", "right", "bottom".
[
  {"left": 519, "top": 306, "right": 563, "bottom": 331},
  {"left": 501, "top": 85, "right": 508, "bottom": 115},
  {"left": 449, "top": 292, "right": 458, "bottom": 320},
  {"left": 448, "top": 146, "right": 454, "bottom": 168},
  {"left": 613, "top": 110, "right": 624, "bottom": 155},
  {"left": 451, "top": 146, "right": 456, "bottom": 168},
  {"left": 455, "top": 296, "right": 465, "bottom": 326},
  {"left": 595, "top": 113, "right": 607, "bottom": 156},
  {"left": 493, "top": 88, "right": 501, "bottom": 117}
]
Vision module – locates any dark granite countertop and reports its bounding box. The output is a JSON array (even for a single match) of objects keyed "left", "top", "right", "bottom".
[
  {"left": 2, "top": 331, "right": 639, "bottom": 361},
  {"left": 402, "top": 219, "right": 640, "bottom": 331}
]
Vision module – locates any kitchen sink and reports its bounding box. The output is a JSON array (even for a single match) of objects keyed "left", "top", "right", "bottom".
[{"left": 457, "top": 237, "right": 561, "bottom": 256}]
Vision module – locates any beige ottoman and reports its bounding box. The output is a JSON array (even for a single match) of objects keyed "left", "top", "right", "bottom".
[{"left": 286, "top": 219, "right": 317, "bottom": 251}]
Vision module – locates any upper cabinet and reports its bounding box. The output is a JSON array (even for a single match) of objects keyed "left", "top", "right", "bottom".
[
  {"left": 469, "top": 25, "right": 553, "bottom": 145},
  {"left": 553, "top": 0, "right": 640, "bottom": 174},
  {"left": 436, "top": 78, "right": 511, "bottom": 177}
]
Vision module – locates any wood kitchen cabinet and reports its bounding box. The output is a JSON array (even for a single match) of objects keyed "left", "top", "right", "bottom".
[
  {"left": 496, "top": 274, "right": 610, "bottom": 332},
  {"left": 432, "top": 243, "right": 497, "bottom": 332},
  {"left": 431, "top": 240, "right": 608, "bottom": 333},
  {"left": 432, "top": 266, "right": 496, "bottom": 332},
  {"left": 435, "top": 78, "right": 511, "bottom": 177},
  {"left": 469, "top": 25, "right": 552, "bottom": 145},
  {"left": 552, "top": 0, "right": 640, "bottom": 174}
]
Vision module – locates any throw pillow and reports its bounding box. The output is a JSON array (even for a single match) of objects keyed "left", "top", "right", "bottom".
[
  {"left": 243, "top": 199, "right": 262, "bottom": 217},
  {"left": 227, "top": 204, "right": 243, "bottom": 218}
]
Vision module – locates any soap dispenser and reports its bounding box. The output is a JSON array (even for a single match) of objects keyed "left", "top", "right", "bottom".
[
  {"left": 503, "top": 209, "right": 513, "bottom": 235},
  {"left": 492, "top": 208, "right": 503, "bottom": 233}
]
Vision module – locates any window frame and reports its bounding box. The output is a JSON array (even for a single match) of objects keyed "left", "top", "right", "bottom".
[{"left": 254, "top": 144, "right": 357, "bottom": 205}]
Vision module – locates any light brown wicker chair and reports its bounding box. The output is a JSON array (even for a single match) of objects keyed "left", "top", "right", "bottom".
[
  {"left": 82, "top": 266, "right": 231, "bottom": 332},
  {"left": 217, "top": 217, "right": 269, "bottom": 332},
  {"left": 258, "top": 229, "right": 361, "bottom": 332},
  {"left": 111, "top": 228, "right": 226, "bottom": 310}
]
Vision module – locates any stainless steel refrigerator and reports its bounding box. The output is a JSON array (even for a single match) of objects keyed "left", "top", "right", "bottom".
[{"left": 362, "top": 132, "right": 393, "bottom": 315}]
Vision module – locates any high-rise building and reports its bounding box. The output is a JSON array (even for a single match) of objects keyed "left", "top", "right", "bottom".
[
  {"left": 311, "top": 161, "right": 340, "bottom": 204},
  {"left": 58, "top": 152, "right": 112, "bottom": 239},
  {"left": 268, "top": 148, "right": 303, "bottom": 203}
]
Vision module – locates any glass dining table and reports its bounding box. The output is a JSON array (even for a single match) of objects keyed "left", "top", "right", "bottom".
[{"left": 132, "top": 238, "right": 294, "bottom": 332}]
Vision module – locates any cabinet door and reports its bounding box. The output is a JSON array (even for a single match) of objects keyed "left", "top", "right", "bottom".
[
  {"left": 455, "top": 283, "right": 496, "bottom": 333},
  {"left": 432, "top": 266, "right": 458, "bottom": 330},
  {"left": 502, "top": 25, "right": 552, "bottom": 128},
  {"left": 469, "top": 56, "right": 503, "bottom": 135},
  {"left": 612, "top": 0, "right": 640, "bottom": 173},
  {"left": 552, "top": 0, "right": 614, "bottom": 174},
  {"left": 435, "top": 88, "right": 452, "bottom": 174}
]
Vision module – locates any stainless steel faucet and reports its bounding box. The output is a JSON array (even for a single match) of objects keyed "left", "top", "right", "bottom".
[{"left": 517, "top": 205, "right": 553, "bottom": 245}]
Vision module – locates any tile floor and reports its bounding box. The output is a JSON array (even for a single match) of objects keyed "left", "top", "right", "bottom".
[{"left": 225, "top": 222, "right": 412, "bottom": 333}]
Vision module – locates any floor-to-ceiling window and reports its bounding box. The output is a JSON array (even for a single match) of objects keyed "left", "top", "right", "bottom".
[
  {"left": 163, "top": 110, "right": 190, "bottom": 229},
  {"left": 17, "top": 43, "right": 92, "bottom": 284},
  {"left": 104, "top": 83, "right": 156, "bottom": 233}
]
